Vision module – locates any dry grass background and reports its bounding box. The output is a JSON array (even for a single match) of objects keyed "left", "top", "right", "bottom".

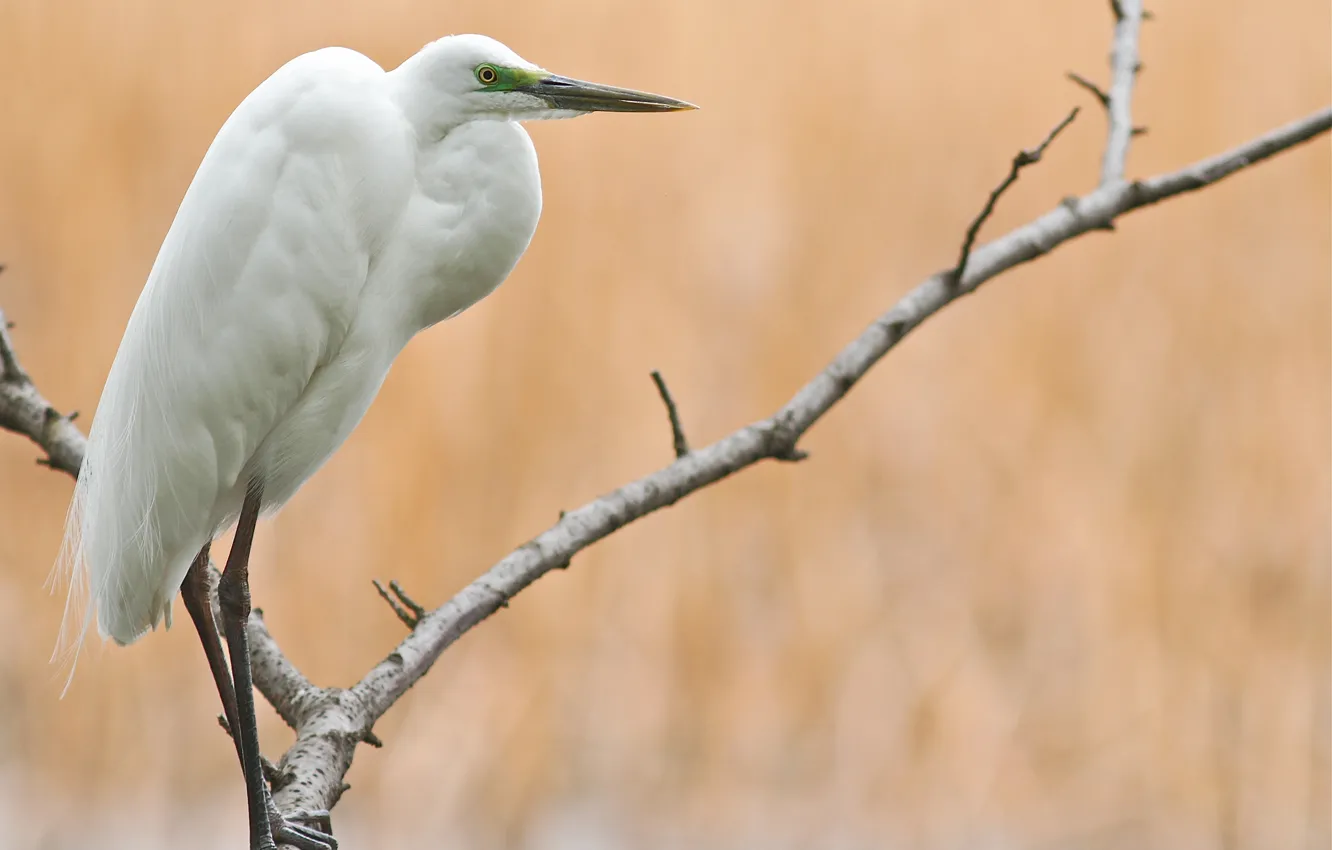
[{"left": 0, "top": 1, "right": 1328, "bottom": 848}]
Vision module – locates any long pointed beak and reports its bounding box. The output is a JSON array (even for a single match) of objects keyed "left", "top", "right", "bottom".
[{"left": 521, "top": 75, "right": 698, "bottom": 113}]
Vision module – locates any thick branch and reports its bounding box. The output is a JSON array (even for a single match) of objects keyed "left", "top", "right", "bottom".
[
  {"left": 248, "top": 607, "right": 323, "bottom": 730},
  {"left": 1102, "top": 0, "right": 1145, "bottom": 184}
]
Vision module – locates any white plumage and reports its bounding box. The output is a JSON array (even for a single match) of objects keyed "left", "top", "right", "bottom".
[{"left": 55, "top": 34, "right": 692, "bottom": 654}]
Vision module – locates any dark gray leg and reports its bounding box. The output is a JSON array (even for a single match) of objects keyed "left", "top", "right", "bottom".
[
  {"left": 216, "top": 483, "right": 276, "bottom": 850},
  {"left": 186, "top": 488, "right": 336, "bottom": 850},
  {"left": 181, "top": 544, "right": 243, "bottom": 748}
]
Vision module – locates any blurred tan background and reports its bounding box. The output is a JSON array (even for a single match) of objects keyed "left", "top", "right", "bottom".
[{"left": 0, "top": 1, "right": 1328, "bottom": 848}]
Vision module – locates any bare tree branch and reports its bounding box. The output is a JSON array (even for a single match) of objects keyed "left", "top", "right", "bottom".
[
  {"left": 343, "top": 108, "right": 1332, "bottom": 762},
  {"left": 1102, "top": 0, "right": 1145, "bottom": 184}
]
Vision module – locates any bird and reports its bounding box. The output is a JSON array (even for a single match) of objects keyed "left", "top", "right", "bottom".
[{"left": 54, "top": 33, "right": 694, "bottom": 850}]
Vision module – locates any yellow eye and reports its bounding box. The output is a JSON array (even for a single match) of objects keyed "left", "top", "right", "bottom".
[{"left": 476, "top": 65, "right": 499, "bottom": 85}]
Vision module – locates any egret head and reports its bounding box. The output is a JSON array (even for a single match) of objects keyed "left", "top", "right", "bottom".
[{"left": 405, "top": 34, "right": 696, "bottom": 125}]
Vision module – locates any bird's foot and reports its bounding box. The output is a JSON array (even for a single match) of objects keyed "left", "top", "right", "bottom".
[{"left": 267, "top": 803, "right": 336, "bottom": 850}]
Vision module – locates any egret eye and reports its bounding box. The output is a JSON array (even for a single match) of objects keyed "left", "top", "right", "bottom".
[{"left": 476, "top": 65, "right": 499, "bottom": 85}]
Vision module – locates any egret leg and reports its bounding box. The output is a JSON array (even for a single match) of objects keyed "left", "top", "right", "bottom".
[
  {"left": 216, "top": 482, "right": 281, "bottom": 850},
  {"left": 181, "top": 544, "right": 243, "bottom": 747},
  {"left": 183, "top": 532, "right": 338, "bottom": 850}
]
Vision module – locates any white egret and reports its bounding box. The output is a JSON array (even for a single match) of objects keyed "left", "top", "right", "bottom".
[{"left": 56, "top": 33, "right": 694, "bottom": 850}]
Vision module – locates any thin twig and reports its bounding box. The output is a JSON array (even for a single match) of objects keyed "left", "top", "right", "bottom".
[
  {"left": 649, "top": 370, "right": 690, "bottom": 458},
  {"left": 953, "top": 107, "right": 1080, "bottom": 285},
  {"left": 1066, "top": 72, "right": 1109, "bottom": 107}
]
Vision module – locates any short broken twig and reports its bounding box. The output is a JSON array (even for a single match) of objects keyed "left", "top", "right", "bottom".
[
  {"left": 952, "top": 107, "right": 1080, "bottom": 285},
  {"left": 649, "top": 370, "right": 690, "bottom": 459}
]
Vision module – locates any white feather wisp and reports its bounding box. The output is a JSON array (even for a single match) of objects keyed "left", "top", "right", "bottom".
[{"left": 51, "top": 262, "right": 219, "bottom": 692}]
